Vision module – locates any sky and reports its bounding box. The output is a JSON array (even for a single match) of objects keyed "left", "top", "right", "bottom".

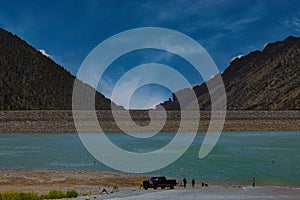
[{"left": 0, "top": 0, "right": 300, "bottom": 109}]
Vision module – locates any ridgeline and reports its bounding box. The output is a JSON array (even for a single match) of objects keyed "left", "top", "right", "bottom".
[
  {"left": 161, "top": 36, "right": 300, "bottom": 110},
  {"left": 0, "top": 27, "right": 299, "bottom": 111},
  {"left": 0, "top": 28, "right": 114, "bottom": 110}
]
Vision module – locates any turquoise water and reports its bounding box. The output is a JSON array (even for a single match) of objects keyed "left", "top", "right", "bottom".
[{"left": 0, "top": 132, "right": 299, "bottom": 186}]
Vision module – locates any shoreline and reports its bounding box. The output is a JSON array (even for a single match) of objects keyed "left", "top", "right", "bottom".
[
  {"left": 0, "top": 110, "right": 299, "bottom": 133},
  {"left": 1, "top": 169, "right": 300, "bottom": 200},
  {"left": 0, "top": 169, "right": 147, "bottom": 194},
  {"left": 0, "top": 169, "right": 299, "bottom": 194}
]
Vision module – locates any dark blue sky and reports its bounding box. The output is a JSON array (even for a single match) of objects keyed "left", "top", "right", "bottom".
[{"left": 1, "top": 0, "right": 299, "bottom": 108}]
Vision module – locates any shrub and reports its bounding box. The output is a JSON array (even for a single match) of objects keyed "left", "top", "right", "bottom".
[
  {"left": 1, "top": 191, "right": 40, "bottom": 200},
  {"left": 0, "top": 190, "right": 79, "bottom": 200},
  {"left": 41, "top": 190, "right": 65, "bottom": 199},
  {"left": 66, "top": 190, "right": 78, "bottom": 198},
  {"left": 1, "top": 191, "right": 20, "bottom": 200},
  {"left": 17, "top": 192, "right": 40, "bottom": 200}
]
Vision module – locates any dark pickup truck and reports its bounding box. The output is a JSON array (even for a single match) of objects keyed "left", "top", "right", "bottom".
[{"left": 143, "top": 176, "right": 177, "bottom": 190}]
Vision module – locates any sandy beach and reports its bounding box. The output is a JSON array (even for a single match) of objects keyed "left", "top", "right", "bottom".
[
  {"left": 0, "top": 169, "right": 146, "bottom": 194},
  {"left": 1, "top": 170, "right": 299, "bottom": 199},
  {"left": 0, "top": 110, "right": 299, "bottom": 133}
]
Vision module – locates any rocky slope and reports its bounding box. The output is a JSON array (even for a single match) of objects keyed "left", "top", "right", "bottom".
[
  {"left": 161, "top": 36, "right": 300, "bottom": 110},
  {"left": 0, "top": 28, "right": 114, "bottom": 110}
]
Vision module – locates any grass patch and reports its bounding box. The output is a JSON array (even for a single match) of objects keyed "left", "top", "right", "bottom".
[
  {"left": 1, "top": 191, "right": 40, "bottom": 200},
  {"left": 41, "top": 190, "right": 65, "bottom": 199},
  {"left": 65, "top": 190, "right": 79, "bottom": 198},
  {"left": 0, "top": 190, "right": 79, "bottom": 200}
]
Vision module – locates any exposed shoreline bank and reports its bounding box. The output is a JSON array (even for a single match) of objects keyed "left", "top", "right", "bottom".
[
  {"left": 0, "top": 110, "right": 299, "bottom": 133},
  {"left": 0, "top": 169, "right": 146, "bottom": 194},
  {"left": 1, "top": 169, "right": 299, "bottom": 196}
]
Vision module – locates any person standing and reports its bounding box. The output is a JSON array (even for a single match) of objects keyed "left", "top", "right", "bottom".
[
  {"left": 183, "top": 178, "right": 187, "bottom": 188},
  {"left": 192, "top": 179, "right": 195, "bottom": 188}
]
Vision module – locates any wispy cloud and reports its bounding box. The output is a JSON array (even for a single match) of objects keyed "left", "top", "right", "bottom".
[
  {"left": 224, "top": 17, "right": 259, "bottom": 32},
  {"left": 283, "top": 13, "right": 300, "bottom": 33},
  {"left": 106, "top": 72, "right": 168, "bottom": 109},
  {"left": 104, "top": 63, "right": 191, "bottom": 109}
]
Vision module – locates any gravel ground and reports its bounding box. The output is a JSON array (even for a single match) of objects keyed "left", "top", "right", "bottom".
[
  {"left": 65, "top": 186, "right": 300, "bottom": 200},
  {"left": 105, "top": 187, "right": 300, "bottom": 200},
  {"left": 0, "top": 110, "right": 299, "bottom": 133}
]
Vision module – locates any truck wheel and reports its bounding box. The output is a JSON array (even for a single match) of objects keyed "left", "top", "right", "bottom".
[
  {"left": 161, "top": 187, "right": 165, "bottom": 189},
  {"left": 153, "top": 184, "right": 158, "bottom": 190},
  {"left": 170, "top": 184, "right": 174, "bottom": 189}
]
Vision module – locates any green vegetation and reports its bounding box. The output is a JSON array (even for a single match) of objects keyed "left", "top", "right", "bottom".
[
  {"left": 40, "top": 190, "right": 65, "bottom": 199},
  {"left": 0, "top": 190, "right": 79, "bottom": 200},
  {"left": 41, "top": 190, "right": 79, "bottom": 199},
  {"left": 65, "top": 190, "right": 79, "bottom": 198},
  {"left": 0, "top": 28, "right": 115, "bottom": 110},
  {"left": 1, "top": 191, "right": 40, "bottom": 200}
]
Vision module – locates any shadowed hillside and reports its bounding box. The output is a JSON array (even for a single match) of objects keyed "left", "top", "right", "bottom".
[
  {"left": 0, "top": 28, "right": 115, "bottom": 110},
  {"left": 160, "top": 36, "right": 300, "bottom": 110}
]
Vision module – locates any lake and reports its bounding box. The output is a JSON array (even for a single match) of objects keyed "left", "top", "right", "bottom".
[{"left": 0, "top": 131, "right": 299, "bottom": 186}]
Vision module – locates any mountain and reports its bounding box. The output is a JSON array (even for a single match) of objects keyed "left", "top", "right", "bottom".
[
  {"left": 0, "top": 28, "right": 114, "bottom": 110},
  {"left": 1, "top": 28, "right": 298, "bottom": 111},
  {"left": 160, "top": 36, "right": 300, "bottom": 110}
]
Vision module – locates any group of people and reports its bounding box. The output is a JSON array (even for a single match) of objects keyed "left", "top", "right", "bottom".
[
  {"left": 182, "top": 178, "right": 208, "bottom": 188},
  {"left": 182, "top": 178, "right": 196, "bottom": 188}
]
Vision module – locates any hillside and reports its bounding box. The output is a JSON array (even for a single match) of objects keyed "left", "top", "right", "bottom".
[
  {"left": 161, "top": 36, "right": 300, "bottom": 110},
  {"left": 0, "top": 28, "right": 114, "bottom": 110}
]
